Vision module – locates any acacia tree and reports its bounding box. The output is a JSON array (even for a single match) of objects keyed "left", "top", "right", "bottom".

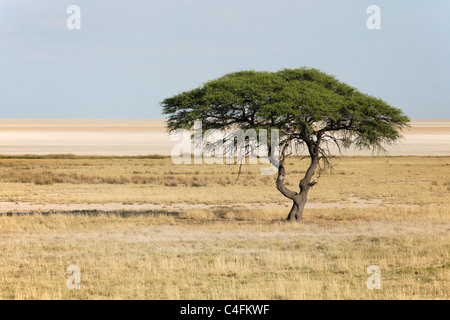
[{"left": 162, "top": 68, "right": 410, "bottom": 221}]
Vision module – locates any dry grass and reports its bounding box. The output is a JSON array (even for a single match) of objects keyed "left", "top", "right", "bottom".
[
  {"left": 0, "top": 155, "right": 449, "bottom": 299},
  {"left": 0, "top": 155, "right": 449, "bottom": 206},
  {"left": 0, "top": 209, "right": 448, "bottom": 300}
]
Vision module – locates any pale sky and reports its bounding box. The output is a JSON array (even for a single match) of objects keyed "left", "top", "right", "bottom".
[{"left": 0, "top": 0, "right": 449, "bottom": 119}]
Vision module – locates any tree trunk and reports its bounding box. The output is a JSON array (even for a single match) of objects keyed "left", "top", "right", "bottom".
[
  {"left": 287, "top": 195, "right": 308, "bottom": 222},
  {"left": 277, "top": 152, "right": 319, "bottom": 222}
]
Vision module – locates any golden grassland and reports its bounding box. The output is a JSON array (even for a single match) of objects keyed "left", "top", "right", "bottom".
[
  {"left": 0, "top": 155, "right": 449, "bottom": 299},
  {"left": 0, "top": 155, "right": 449, "bottom": 206}
]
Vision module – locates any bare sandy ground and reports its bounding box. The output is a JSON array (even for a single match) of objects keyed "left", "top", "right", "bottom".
[
  {"left": 0, "top": 119, "right": 449, "bottom": 156},
  {"left": 0, "top": 196, "right": 412, "bottom": 213}
]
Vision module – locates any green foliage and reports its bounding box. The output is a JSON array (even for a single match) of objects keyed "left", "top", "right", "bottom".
[{"left": 161, "top": 67, "right": 410, "bottom": 155}]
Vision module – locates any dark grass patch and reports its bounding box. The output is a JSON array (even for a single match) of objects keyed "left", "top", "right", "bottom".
[
  {"left": 0, "top": 154, "right": 169, "bottom": 160},
  {"left": 1, "top": 209, "right": 181, "bottom": 217}
]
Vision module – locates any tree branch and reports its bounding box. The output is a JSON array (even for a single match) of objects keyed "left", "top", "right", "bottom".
[{"left": 276, "top": 144, "right": 297, "bottom": 200}]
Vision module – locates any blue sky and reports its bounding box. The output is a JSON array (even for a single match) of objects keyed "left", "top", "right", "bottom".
[{"left": 0, "top": 0, "right": 449, "bottom": 119}]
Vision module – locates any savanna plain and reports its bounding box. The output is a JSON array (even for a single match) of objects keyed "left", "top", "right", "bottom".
[{"left": 0, "top": 154, "right": 449, "bottom": 299}]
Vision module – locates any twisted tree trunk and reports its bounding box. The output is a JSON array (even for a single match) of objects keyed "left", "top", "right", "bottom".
[{"left": 277, "top": 152, "right": 319, "bottom": 222}]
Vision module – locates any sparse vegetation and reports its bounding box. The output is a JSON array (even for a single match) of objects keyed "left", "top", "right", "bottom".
[
  {"left": 0, "top": 155, "right": 448, "bottom": 207},
  {"left": 0, "top": 208, "right": 448, "bottom": 299},
  {"left": 0, "top": 155, "right": 449, "bottom": 299}
]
